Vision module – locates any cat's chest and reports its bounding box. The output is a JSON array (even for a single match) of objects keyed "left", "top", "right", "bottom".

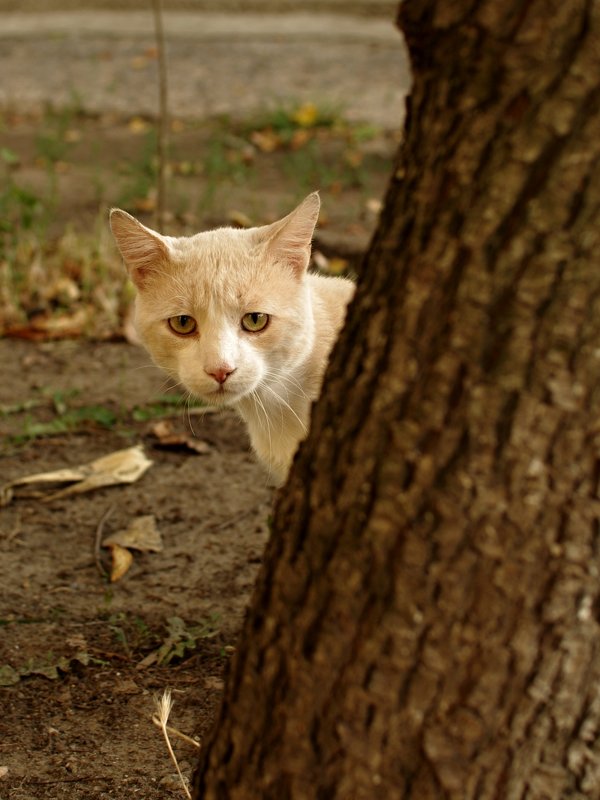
[{"left": 235, "top": 386, "right": 311, "bottom": 472}]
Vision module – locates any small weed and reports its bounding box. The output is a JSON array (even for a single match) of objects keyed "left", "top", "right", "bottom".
[
  {"left": 3, "top": 390, "right": 205, "bottom": 453},
  {"left": 0, "top": 398, "right": 44, "bottom": 416},
  {"left": 35, "top": 105, "right": 78, "bottom": 166},
  {"left": 117, "top": 128, "right": 159, "bottom": 211},
  {"left": 241, "top": 101, "right": 342, "bottom": 143},
  {"left": 0, "top": 651, "right": 92, "bottom": 686},
  {"left": 0, "top": 181, "right": 47, "bottom": 251},
  {"left": 132, "top": 393, "right": 203, "bottom": 421},
  {"left": 17, "top": 405, "right": 117, "bottom": 443},
  {"left": 196, "top": 134, "right": 255, "bottom": 214},
  {"left": 143, "top": 615, "right": 220, "bottom": 666},
  {"left": 103, "top": 612, "right": 218, "bottom": 665},
  {"left": 107, "top": 612, "right": 158, "bottom": 658}
]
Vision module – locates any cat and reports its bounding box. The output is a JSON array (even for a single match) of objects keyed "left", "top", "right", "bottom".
[{"left": 109, "top": 192, "right": 355, "bottom": 486}]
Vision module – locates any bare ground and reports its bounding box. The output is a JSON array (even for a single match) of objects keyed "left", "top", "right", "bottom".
[{"left": 0, "top": 338, "right": 274, "bottom": 798}]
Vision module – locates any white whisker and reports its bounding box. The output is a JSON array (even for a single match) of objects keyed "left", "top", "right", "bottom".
[
  {"left": 251, "top": 389, "right": 273, "bottom": 465},
  {"left": 263, "top": 368, "right": 310, "bottom": 401},
  {"left": 261, "top": 383, "right": 307, "bottom": 433}
]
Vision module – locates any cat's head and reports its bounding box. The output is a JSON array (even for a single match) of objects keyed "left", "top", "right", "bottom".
[{"left": 109, "top": 193, "right": 320, "bottom": 406}]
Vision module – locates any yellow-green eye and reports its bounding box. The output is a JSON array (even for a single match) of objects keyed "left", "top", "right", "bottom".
[
  {"left": 242, "top": 312, "right": 269, "bottom": 332},
  {"left": 168, "top": 315, "right": 197, "bottom": 335}
]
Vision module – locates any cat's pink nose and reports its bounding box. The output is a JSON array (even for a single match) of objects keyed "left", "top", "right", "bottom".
[{"left": 206, "top": 366, "right": 235, "bottom": 385}]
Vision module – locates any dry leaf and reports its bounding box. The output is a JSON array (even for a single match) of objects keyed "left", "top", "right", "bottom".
[
  {"left": 4, "top": 308, "right": 90, "bottom": 341},
  {"left": 150, "top": 421, "right": 211, "bottom": 455},
  {"left": 290, "top": 129, "right": 311, "bottom": 149},
  {"left": 64, "top": 129, "right": 82, "bottom": 143},
  {"left": 311, "top": 251, "right": 349, "bottom": 276},
  {"left": 0, "top": 446, "right": 153, "bottom": 506},
  {"left": 0, "top": 766, "right": 8, "bottom": 779},
  {"left": 204, "top": 676, "right": 225, "bottom": 691},
  {"left": 291, "top": 102, "right": 319, "bottom": 128},
  {"left": 365, "top": 197, "right": 384, "bottom": 215},
  {"left": 327, "top": 257, "right": 350, "bottom": 275},
  {"left": 128, "top": 116, "right": 151, "bottom": 133},
  {"left": 103, "top": 515, "right": 163, "bottom": 553},
  {"left": 250, "top": 129, "right": 281, "bottom": 153},
  {"left": 133, "top": 193, "right": 157, "bottom": 213},
  {"left": 227, "top": 210, "right": 253, "bottom": 228},
  {"left": 107, "top": 543, "right": 134, "bottom": 582}
]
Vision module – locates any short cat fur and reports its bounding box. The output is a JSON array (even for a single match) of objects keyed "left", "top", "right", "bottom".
[{"left": 110, "top": 192, "right": 354, "bottom": 485}]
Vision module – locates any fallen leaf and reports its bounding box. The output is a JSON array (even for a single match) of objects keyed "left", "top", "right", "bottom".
[
  {"left": 0, "top": 665, "right": 20, "bottom": 687},
  {"left": 133, "top": 192, "right": 157, "bottom": 213},
  {"left": 108, "top": 543, "right": 134, "bottom": 582},
  {"left": 365, "top": 197, "right": 384, "bottom": 215},
  {"left": 311, "top": 251, "right": 349, "bottom": 276},
  {"left": 0, "top": 766, "right": 9, "bottom": 779},
  {"left": 344, "top": 149, "right": 363, "bottom": 168},
  {"left": 290, "top": 128, "right": 311, "bottom": 149},
  {"left": 291, "top": 102, "right": 319, "bottom": 128},
  {"left": 0, "top": 653, "right": 91, "bottom": 685},
  {"left": 0, "top": 445, "right": 153, "bottom": 506},
  {"left": 103, "top": 515, "right": 163, "bottom": 553},
  {"left": 128, "top": 116, "right": 151, "bottom": 133},
  {"left": 150, "top": 420, "right": 211, "bottom": 455},
  {"left": 64, "top": 128, "right": 82, "bottom": 143},
  {"left": 227, "top": 210, "right": 253, "bottom": 228},
  {"left": 250, "top": 129, "right": 281, "bottom": 153},
  {"left": 204, "top": 676, "right": 225, "bottom": 691},
  {"left": 4, "top": 308, "right": 90, "bottom": 341},
  {"left": 327, "top": 257, "right": 350, "bottom": 275}
]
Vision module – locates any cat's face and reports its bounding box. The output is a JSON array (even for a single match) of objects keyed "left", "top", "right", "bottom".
[{"left": 110, "top": 194, "right": 320, "bottom": 407}]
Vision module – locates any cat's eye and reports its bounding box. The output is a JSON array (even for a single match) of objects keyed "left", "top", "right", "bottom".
[
  {"left": 168, "top": 315, "right": 197, "bottom": 335},
  {"left": 241, "top": 312, "right": 269, "bottom": 333}
]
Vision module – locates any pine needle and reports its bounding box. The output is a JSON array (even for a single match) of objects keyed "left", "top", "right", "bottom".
[{"left": 154, "top": 689, "right": 192, "bottom": 799}]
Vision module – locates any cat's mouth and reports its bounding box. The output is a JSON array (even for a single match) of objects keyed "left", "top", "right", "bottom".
[
  {"left": 192, "top": 377, "right": 256, "bottom": 406},
  {"left": 203, "top": 385, "right": 241, "bottom": 405}
]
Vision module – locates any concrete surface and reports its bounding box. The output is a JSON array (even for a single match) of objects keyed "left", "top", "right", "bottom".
[{"left": 0, "top": 7, "right": 410, "bottom": 127}]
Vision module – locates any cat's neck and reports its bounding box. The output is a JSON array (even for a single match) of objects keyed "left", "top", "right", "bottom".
[
  {"left": 234, "top": 310, "right": 316, "bottom": 485},
  {"left": 234, "top": 273, "right": 354, "bottom": 485}
]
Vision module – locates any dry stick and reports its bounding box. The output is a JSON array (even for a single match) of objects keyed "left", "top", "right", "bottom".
[
  {"left": 152, "top": 0, "right": 169, "bottom": 232},
  {"left": 94, "top": 504, "right": 114, "bottom": 579}
]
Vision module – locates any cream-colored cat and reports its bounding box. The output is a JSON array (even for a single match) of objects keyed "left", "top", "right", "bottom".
[{"left": 110, "top": 193, "right": 354, "bottom": 485}]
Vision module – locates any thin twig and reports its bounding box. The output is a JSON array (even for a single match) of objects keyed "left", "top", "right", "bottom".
[
  {"left": 5, "top": 512, "right": 22, "bottom": 544},
  {"left": 24, "top": 776, "right": 111, "bottom": 785},
  {"left": 206, "top": 507, "right": 257, "bottom": 533},
  {"left": 152, "top": 0, "right": 169, "bottom": 232},
  {"left": 94, "top": 504, "right": 114, "bottom": 579}
]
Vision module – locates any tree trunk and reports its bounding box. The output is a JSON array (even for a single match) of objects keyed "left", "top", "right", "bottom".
[{"left": 193, "top": 1, "right": 600, "bottom": 797}]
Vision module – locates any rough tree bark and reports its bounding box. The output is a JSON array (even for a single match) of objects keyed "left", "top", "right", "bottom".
[{"left": 193, "top": 1, "right": 600, "bottom": 797}]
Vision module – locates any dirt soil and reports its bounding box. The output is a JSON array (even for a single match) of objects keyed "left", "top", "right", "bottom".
[{"left": 0, "top": 338, "right": 274, "bottom": 798}]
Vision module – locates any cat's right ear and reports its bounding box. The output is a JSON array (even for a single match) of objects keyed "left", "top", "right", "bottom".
[{"left": 109, "top": 209, "right": 170, "bottom": 289}]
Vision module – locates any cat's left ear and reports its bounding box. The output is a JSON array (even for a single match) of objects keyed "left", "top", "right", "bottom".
[{"left": 261, "top": 192, "right": 320, "bottom": 278}]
